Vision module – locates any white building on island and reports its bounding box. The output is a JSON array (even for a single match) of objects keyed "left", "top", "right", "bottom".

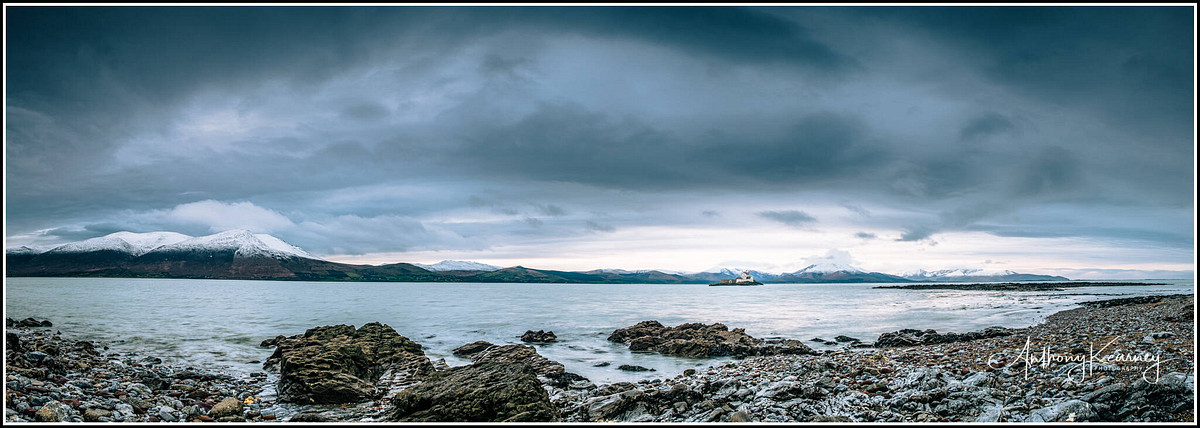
[{"left": 719, "top": 271, "right": 757, "bottom": 284}]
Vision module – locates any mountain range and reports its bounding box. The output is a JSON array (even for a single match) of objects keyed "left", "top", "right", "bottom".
[{"left": 5, "top": 230, "right": 1069, "bottom": 283}]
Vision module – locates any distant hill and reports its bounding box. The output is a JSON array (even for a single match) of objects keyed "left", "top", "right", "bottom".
[{"left": 6, "top": 230, "right": 1070, "bottom": 283}]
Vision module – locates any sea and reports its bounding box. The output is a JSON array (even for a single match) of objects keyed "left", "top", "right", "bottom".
[{"left": 3, "top": 278, "right": 1193, "bottom": 385}]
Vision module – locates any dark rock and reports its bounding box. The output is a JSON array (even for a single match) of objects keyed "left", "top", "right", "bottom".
[
  {"left": 835, "top": 335, "right": 860, "bottom": 342},
  {"left": 1082, "top": 372, "right": 1193, "bottom": 421},
  {"left": 520, "top": 330, "right": 557, "bottom": 343},
  {"left": 608, "top": 321, "right": 813, "bottom": 358},
  {"left": 617, "top": 364, "right": 654, "bottom": 372},
  {"left": 287, "top": 412, "right": 328, "bottom": 422},
  {"left": 875, "top": 327, "right": 1012, "bottom": 348},
  {"left": 15, "top": 317, "right": 53, "bottom": 328},
  {"left": 271, "top": 322, "right": 434, "bottom": 404},
  {"left": 389, "top": 362, "right": 558, "bottom": 422},
  {"left": 468, "top": 344, "right": 564, "bottom": 376},
  {"left": 593, "top": 362, "right": 611, "bottom": 367},
  {"left": 451, "top": 341, "right": 495, "bottom": 358},
  {"left": 259, "top": 335, "right": 287, "bottom": 348},
  {"left": 727, "top": 411, "right": 753, "bottom": 422},
  {"left": 543, "top": 371, "right": 590, "bottom": 389},
  {"left": 6, "top": 331, "right": 22, "bottom": 353}
]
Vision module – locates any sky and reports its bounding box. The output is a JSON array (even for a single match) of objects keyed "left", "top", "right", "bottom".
[{"left": 4, "top": 6, "right": 1195, "bottom": 279}]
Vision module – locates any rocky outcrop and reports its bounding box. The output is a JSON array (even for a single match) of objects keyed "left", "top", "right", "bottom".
[
  {"left": 521, "top": 330, "right": 557, "bottom": 343},
  {"left": 607, "top": 321, "right": 813, "bottom": 358},
  {"left": 460, "top": 343, "right": 565, "bottom": 376},
  {"left": 451, "top": 341, "right": 494, "bottom": 357},
  {"left": 874, "top": 327, "right": 1013, "bottom": 348},
  {"left": 389, "top": 362, "right": 559, "bottom": 422},
  {"left": 7, "top": 317, "right": 53, "bottom": 328},
  {"left": 264, "top": 322, "right": 434, "bottom": 404}
]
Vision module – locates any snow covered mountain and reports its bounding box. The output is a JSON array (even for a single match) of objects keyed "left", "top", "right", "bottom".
[
  {"left": 793, "top": 262, "right": 865, "bottom": 274},
  {"left": 147, "top": 230, "right": 320, "bottom": 260},
  {"left": 415, "top": 260, "right": 502, "bottom": 272},
  {"left": 899, "top": 268, "right": 1067, "bottom": 282},
  {"left": 41, "top": 231, "right": 190, "bottom": 256},
  {"left": 11, "top": 230, "right": 319, "bottom": 260},
  {"left": 698, "top": 266, "right": 782, "bottom": 281}
]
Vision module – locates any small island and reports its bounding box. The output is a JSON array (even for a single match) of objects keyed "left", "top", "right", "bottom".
[{"left": 709, "top": 271, "right": 763, "bottom": 286}]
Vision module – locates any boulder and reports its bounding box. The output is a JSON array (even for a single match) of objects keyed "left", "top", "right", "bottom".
[
  {"left": 521, "top": 330, "right": 557, "bottom": 343},
  {"left": 14, "top": 317, "right": 53, "bottom": 328},
  {"left": 259, "top": 335, "right": 287, "bottom": 348},
  {"left": 269, "top": 322, "right": 434, "bottom": 404},
  {"left": 83, "top": 408, "right": 112, "bottom": 422},
  {"left": 451, "top": 341, "right": 495, "bottom": 357},
  {"left": 607, "top": 321, "right": 813, "bottom": 358},
  {"left": 34, "top": 401, "right": 69, "bottom": 422},
  {"left": 389, "top": 362, "right": 558, "bottom": 422},
  {"left": 875, "top": 327, "right": 1012, "bottom": 348},
  {"left": 208, "top": 397, "right": 243, "bottom": 418},
  {"left": 469, "top": 344, "right": 565, "bottom": 376}
]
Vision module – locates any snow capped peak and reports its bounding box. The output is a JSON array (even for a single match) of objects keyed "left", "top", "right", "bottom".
[
  {"left": 901, "top": 268, "right": 1020, "bottom": 279},
  {"left": 5, "top": 245, "right": 52, "bottom": 255},
  {"left": 150, "top": 230, "right": 320, "bottom": 260},
  {"left": 796, "top": 262, "right": 865, "bottom": 274},
  {"left": 702, "top": 266, "right": 751, "bottom": 275},
  {"left": 106, "top": 231, "right": 191, "bottom": 254},
  {"left": 42, "top": 231, "right": 192, "bottom": 256},
  {"left": 416, "top": 260, "right": 501, "bottom": 272}
]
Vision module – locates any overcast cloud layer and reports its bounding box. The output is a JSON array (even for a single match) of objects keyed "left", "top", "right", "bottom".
[{"left": 5, "top": 6, "right": 1195, "bottom": 278}]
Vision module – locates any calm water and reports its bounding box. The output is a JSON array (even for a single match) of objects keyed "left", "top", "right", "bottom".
[{"left": 3, "top": 278, "right": 1193, "bottom": 384}]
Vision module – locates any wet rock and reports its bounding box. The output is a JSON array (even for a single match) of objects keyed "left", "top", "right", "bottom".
[
  {"left": 544, "top": 371, "right": 591, "bottom": 389},
  {"left": 6, "top": 332, "right": 22, "bottom": 353},
  {"left": 389, "top": 362, "right": 558, "bottom": 422},
  {"left": 260, "top": 335, "right": 287, "bottom": 348},
  {"left": 288, "top": 412, "right": 328, "bottom": 422},
  {"left": 12, "top": 317, "right": 53, "bottom": 328},
  {"left": 727, "top": 410, "right": 753, "bottom": 422},
  {"left": 270, "top": 322, "right": 434, "bottom": 404},
  {"left": 835, "top": 335, "right": 860, "bottom": 343},
  {"left": 451, "top": 341, "right": 495, "bottom": 358},
  {"left": 618, "top": 365, "right": 655, "bottom": 372},
  {"left": 34, "top": 401, "right": 69, "bottom": 422},
  {"left": 608, "top": 321, "right": 813, "bottom": 358},
  {"left": 521, "top": 330, "right": 558, "bottom": 343},
  {"left": 208, "top": 397, "right": 243, "bottom": 418},
  {"left": 1028, "top": 399, "right": 1097, "bottom": 422},
  {"left": 875, "top": 327, "right": 1012, "bottom": 348},
  {"left": 468, "top": 344, "right": 564, "bottom": 376},
  {"left": 83, "top": 408, "right": 112, "bottom": 422}
]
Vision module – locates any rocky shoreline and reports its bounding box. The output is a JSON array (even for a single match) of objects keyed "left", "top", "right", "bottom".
[
  {"left": 873, "top": 281, "right": 1165, "bottom": 291},
  {"left": 6, "top": 293, "right": 1195, "bottom": 422}
]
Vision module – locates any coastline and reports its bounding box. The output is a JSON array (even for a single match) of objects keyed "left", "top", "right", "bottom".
[{"left": 5, "top": 293, "right": 1194, "bottom": 422}]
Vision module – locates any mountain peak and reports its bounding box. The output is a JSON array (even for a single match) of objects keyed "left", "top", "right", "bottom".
[
  {"left": 148, "top": 230, "right": 320, "bottom": 260},
  {"left": 796, "top": 262, "right": 864, "bottom": 274},
  {"left": 415, "top": 260, "right": 501, "bottom": 272}
]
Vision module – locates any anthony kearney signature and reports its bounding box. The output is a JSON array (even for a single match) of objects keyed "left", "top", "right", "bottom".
[{"left": 990, "top": 336, "right": 1168, "bottom": 383}]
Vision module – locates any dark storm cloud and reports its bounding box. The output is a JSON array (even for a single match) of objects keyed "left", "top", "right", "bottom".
[
  {"left": 959, "top": 113, "right": 1015, "bottom": 143},
  {"left": 4, "top": 6, "right": 1193, "bottom": 265},
  {"left": 859, "top": 7, "right": 1193, "bottom": 142},
  {"left": 454, "top": 104, "right": 890, "bottom": 191},
  {"left": 757, "top": 210, "right": 818, "bottom": 228}
]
